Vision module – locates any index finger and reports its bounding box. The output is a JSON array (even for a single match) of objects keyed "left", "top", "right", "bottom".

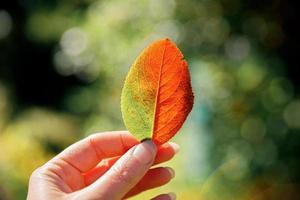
[{"left": 53, "top": 131, "right": 139, "bottom": 173}]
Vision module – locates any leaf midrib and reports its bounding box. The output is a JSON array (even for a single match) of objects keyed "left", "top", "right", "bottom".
[{"left": 151, "top": 40, "right": 167, "bottom": 138}]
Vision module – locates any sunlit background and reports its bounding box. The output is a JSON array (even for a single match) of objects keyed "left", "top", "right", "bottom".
[{"left": 1, "top": 0, "right": 300, "bottom": 199}]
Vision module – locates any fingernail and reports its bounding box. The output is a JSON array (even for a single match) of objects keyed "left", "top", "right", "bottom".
[
  {"left": 165, "top": 167, "right": 175, "bottom": 178},
  {"left": 168, "top": 192, "right": 176, "bottom": 200},
  {"left": 133, "top": 140, "right": 157, "bottom": 165},
  {"left": 169, "top": 142, "right": 180, "bottom": 154}
]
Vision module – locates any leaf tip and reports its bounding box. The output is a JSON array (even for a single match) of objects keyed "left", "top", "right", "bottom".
[{"left": 162, "top": 37, "right": 172, "bottom": 44}]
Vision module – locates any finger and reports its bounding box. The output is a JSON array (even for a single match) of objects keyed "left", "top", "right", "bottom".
[
  {"left": 83, "top": 142, "right": 179, "bottom": 185},
  {"left": 125, "top": 167, "right": 175, "bottom": 198},
  {"left": 83, "top": 156, "right": 120, "bottom": 186},
  {"left": 154, "top": 142, "right": 180, "bottom": 165},
  {"left": 52, "top": 131, "right": 138, "bottom": 172},
  {"left": 151, "top": 193, "right": 177, "bottom": 200},
  {"left": 78, "top": 140, "right": 157, "bottom": 200}
]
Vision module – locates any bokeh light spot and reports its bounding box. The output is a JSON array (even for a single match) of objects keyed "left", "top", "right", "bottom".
[
  {"left": 283, "top": 101, "right": 300, "bottom": 129},
  {"left": 238, "top": 62, "right": 266, "bottom": 91},
  {"left": 241, "top": 117, "right": 266, "bottom": 143},
  {"left": 60, "top": 27, "right": 88, "bottom": 56},
  {"left": 225, "top": 36, "right": 250, "bottom": 61},
  {"left": 0, "top": 10, "right": 13, "bottom": 39}
]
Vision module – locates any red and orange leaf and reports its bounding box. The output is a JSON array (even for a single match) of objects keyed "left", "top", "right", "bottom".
[{"left": 121, "top": 38, "right": 194, "bottom": 145}]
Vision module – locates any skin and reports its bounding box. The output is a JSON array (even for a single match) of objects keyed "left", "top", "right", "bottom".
[{"left": 27, "top": 131, "right": 179, "bottom": 200}]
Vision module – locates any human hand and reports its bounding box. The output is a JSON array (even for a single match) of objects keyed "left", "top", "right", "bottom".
[{"left": 27, "top": 131, "right": 179, "bottom": 200}]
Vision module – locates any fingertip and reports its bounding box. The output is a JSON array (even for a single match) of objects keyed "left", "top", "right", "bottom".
[
  {"left": 142, "top": 139, "right": 157, "bottom": 152},
  {"left": 165, "top": 167, "right": 175, "bottom": 179},
  {"left": 168, "top": 192, "right": 176, "bottom": 200},
  {"left": 151, "top": 192, "right": 177, "bottom": 200},
  {"left": 168, "top": 142, "right": 180, "bottom": 154},
  {"left": 133, "top": 140, "right": 157, "bottom": 165}
]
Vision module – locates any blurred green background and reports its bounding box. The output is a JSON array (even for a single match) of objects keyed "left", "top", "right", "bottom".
[{"left": 1, "top": 0, "right": 300, "bottom": 199}]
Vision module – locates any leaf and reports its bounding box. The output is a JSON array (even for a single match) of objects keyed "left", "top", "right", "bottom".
[{"left": 121, "top": 38, "right": 194, "bottom": 145}]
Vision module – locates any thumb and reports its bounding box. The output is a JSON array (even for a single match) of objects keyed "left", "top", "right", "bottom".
[{"left": 78, "top": 140, "right": 157, "bottom": 200}]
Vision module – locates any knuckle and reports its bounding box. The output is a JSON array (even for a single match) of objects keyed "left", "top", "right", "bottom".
[
  {"left": 32, "top": 162, "right": 57, "bottom": 179},
  {"left": 30, "top": 167, "right": 41, "bottom": 179},
  {"left": 86, "top": 133, "right": 97, "bottom": 142},
  {"left": 29, "top": 166, "right": 45, "bottom": 184}
]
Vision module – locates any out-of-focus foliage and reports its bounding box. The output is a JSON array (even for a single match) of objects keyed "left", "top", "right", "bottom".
[{"left": 0, "top": 0, "right": 299, "bottom": 199}]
